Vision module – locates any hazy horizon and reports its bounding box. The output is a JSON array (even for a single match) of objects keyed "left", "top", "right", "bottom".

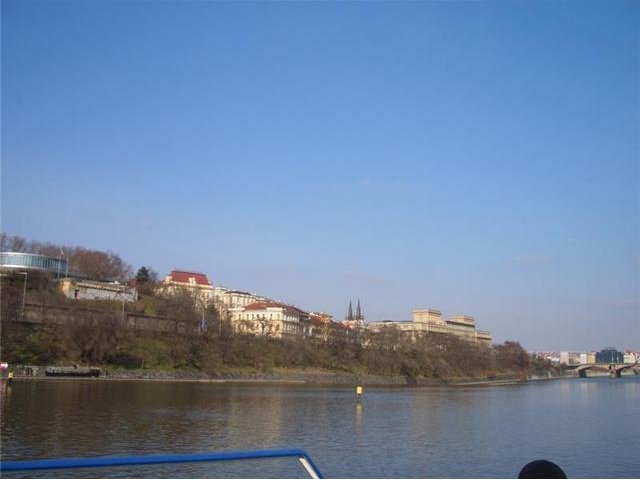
[{"left": 2, "top": 1, "right": 638, "bottom": 352}]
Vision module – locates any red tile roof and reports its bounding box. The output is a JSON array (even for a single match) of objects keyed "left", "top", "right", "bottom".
[{"left": 168, "top": 270, "right": 211, "bottom": 286}]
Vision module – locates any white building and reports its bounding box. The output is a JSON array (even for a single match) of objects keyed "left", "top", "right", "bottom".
[
  {"left": 214, "top": 287, "right": 265, "bottom": 310},
  {"left": 159, "top": 270, "right": 214, "bottom": 306},
  {"left": 59, "top": 278, "right": 137, "bottom": 302},
  {"left": 230, "top": 300, "right": 309, "bottom": 338},
  {"left": 368, "top": 309, "right": 492, "bottom": 346}
]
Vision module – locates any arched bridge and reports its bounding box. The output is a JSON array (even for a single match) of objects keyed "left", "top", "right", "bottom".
[{"left": 570, "top": 362, "right": 639, "bottom": 378}]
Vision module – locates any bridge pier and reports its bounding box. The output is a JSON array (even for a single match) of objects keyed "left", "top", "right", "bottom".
[{"left": 573, "top": 362, "right": 638, "bottom": 379}]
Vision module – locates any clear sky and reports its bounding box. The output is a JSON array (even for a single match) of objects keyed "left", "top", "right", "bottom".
[{"left": 2, "top": 1, "right": 639, "bottom": 351}]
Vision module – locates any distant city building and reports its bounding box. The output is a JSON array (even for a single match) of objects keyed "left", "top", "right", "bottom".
[
  {"left": 548, "top": 355, "right": 561, "bottom": 365},
  {"left": 559, "top": 352, "right": 582, "bottom": 365},
  {"left": 159, "top": 270, "right": 214, "bottom": 306},
  {"left": 0, "top": 251, "right": 68, "bottom": 277},
  {"left": 59, "top": 278, "right": 137, "bottom": 302},
  {"left": 624, "top": 351, "right": 638, "bottom": 364},
  {"left": 532, "top": 352, "right": 561, "bottom": 364},
  {"left": 368, "top": 308, "right": 492, "bottom": 346},
  {"left": 569, "top": 352, "right": 583, "bottom": 365},
  {"left": 596, "top": 348, "right": 624, "bottom": 364}
]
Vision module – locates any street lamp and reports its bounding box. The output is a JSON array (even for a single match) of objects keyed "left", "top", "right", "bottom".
[
  {"left": 114, "top": 286, "right": 126, "bottom": 325},
  {"left": 18, "top": 271, "right": 27, "bottom": 322},
  {"left": 198, "top": 298, "right": 207, "bottom": 334}
]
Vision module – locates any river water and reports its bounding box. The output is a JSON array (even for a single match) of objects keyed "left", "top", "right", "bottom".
[{"left": 1, "top": 377, "right": 638, "bottom": 478}]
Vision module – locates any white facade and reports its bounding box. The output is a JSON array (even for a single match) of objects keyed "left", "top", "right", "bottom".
[
  {"left": 368, "top": 309, "right": 492, "bottom": 346},
  {"left": 159, "top": 271, "right": 214, "bottom": 306},
  {"left": 624, "top": 352, "right": 638, "bottom": 364},
  {"left": 214, "top": 287, "right": 265, "bottom": 310},
  {"left": 230, "top": 301, "right": 309, "bottom": 338},
  {"left": 59, "top": 278, "right": 137, "bottom": 302}
]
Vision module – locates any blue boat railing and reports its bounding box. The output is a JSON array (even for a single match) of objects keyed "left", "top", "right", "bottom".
[{"left": 0, "top": 448, "right": 323, "bottom": 479}]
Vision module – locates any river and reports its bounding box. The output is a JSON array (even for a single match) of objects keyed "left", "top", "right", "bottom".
[{"left": 1, "top": 376, "right": 638, "bottom": 478}]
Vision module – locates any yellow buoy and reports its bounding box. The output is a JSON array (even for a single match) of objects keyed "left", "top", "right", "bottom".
[{"left": 356, "top": 384, "right": 363, "bottom": 398}]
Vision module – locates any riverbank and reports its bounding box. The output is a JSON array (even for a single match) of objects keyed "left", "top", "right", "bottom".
[{"left": 6, "top": 365, "right": 568, "bottom": 387}]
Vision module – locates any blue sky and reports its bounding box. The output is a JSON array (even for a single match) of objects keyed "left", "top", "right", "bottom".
[{"left": 2, "top": 1, "right": 638, "bottom": 351}]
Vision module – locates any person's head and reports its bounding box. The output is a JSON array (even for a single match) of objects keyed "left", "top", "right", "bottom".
[{"left": 518, "top": 460, "right": 567, "bottom": 479}]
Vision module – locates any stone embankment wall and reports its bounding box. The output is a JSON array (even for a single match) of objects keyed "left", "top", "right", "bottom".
[
  {"left": 11, "top": 365, "right": 447, "bottom": 386},
  {"left": 12, "top": 366, "right": 573, "bottom": 386},
  {"left": 107, "top": 369, "right": 447, "bottom": 386},
  {"left": 21, "top": 303, "right": 195, "bottom": 333}
]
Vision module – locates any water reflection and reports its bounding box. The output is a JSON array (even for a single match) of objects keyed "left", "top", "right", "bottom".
[
  {"left": 354, "top": 402, "right": 363, "bottom": 434},
  {"left": 2, "top": 378, "right": 639, "bottom": 478}
]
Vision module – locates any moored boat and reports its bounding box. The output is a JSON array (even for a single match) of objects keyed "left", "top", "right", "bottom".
[{"left": 45, "top": 366, "right": 102, "bottom": 378}]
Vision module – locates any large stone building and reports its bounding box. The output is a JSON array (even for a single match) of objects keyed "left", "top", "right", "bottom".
[
  {"left": 596, "top": 348, "right": 624, "bottom": 364},
  {"left": 214, "top": 287, "right": 265, "bottom": 310},
  {"left": 445, "top": 315, "right": 492, "bottom": 344},
  {"left": 159, "top": 270, "right": 214, "bottom": 306},
  {"left": 368, "top": 308, "right": 492, "bottom": 346},
  {"left": 230, "top": 300, "right": 309, "bottom": 338}
]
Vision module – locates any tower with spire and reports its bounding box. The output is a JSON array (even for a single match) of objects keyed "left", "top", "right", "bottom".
[
  {"left": 346, "top": 300, "right": 354, "bottom": 321},
  {"left": 355, "top": 299, "right": 362, "bottom": 320},
  {"left": 345, "top": 300, "right": 364, "bottom": 321},
  {"left": 343, "top": 299, "right": 365, "bottom": 333}
]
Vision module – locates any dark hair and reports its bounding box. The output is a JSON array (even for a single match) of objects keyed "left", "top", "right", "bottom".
[{"left": 518, "top": 460, "right": 567, "bottom": 479}]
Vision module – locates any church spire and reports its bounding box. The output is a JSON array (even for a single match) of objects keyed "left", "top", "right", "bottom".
[
  {"left": 356, "top": 299, "right": 362, "bottom": 320},
  {"left": 346, "top": 300, "right": 353, "bottom": 320}
]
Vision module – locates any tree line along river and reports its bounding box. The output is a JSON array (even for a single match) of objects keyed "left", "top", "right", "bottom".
[{"left": 1, "top": 376, "right": 638, "bottom": 478}]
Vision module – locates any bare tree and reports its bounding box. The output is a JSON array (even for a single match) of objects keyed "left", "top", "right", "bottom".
[
  {"left": 0, "top": 234, "right": 134, "bottom": 282},
  {"left": 66, "top": 312, "right": 121, "bottom": 364},
  {"left": 0, "top": 234, "right": 29, "bottom": 252},
  {"left": 66, "top": 248, "right": 133, "bottom": 281}
]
